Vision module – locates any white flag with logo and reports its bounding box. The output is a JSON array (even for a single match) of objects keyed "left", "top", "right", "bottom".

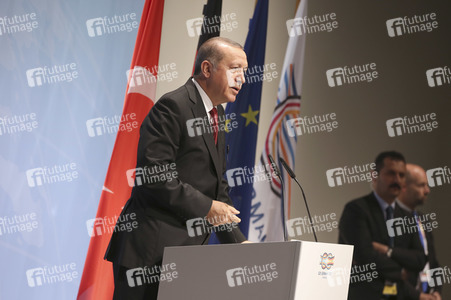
[{"left": 248, "top": 0, "right": 307, "bottom": 242}]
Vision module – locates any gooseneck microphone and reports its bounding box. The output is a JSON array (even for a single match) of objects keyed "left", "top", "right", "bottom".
[
  {"left": 268, "top": 154, "right": 288, "bottom": 242},
  {"left": 279, "top": 157, "right": 318, "bottom": 242}
]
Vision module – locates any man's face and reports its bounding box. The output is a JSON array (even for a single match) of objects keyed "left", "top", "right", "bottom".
[
  {"left": 403, "top": 168, "right": 430, "bottom": 207},
  {"left": 206, "top": 44, "right": 247, "bottom": 105},
  {"left": 374, "top": 158, "right": 406, "bottom": 203}
]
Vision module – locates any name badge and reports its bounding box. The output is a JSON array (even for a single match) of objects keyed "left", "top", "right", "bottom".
[{"left": 383, "top": 282, "right": 397, "bottom": 295}]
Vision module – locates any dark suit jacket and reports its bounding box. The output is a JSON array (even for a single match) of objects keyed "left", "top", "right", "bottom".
[
  {"left": 339, "top": 192, "right": 426, "bottom": 300},
  {"left": 105, "top": 78, "right": 246, "bottom": 269},
  {"left": 403, "top": 210, "right": 442, "bottom": 299}
]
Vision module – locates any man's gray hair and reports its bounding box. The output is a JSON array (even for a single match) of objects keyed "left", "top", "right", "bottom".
[{"left": 193, "top": 37, "right": 243, "bottom": 76}]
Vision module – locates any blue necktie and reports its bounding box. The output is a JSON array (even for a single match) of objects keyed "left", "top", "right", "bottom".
[{"left": 413, "top": 211, "right": 429, "bottom": 293}]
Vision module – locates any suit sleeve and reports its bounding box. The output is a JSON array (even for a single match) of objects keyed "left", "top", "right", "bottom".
[
  {"left": 391, "top": 241, "right": 426, "bottom": 272},
  {"left": 214, "top": 160, "right": 247, "bottom": 244},
  {"left": 339, "top": 201, "right": 403, "bottom": 282},
  {"left": 133, "top": 96, "right": 212, "bottom": 221},
  {"left": 426, "top": 224, "right": 442, "bottom": 293}
]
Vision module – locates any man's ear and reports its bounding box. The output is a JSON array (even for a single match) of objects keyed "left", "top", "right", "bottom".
[
  {"left": 372, "top": 172, "right": 378, "bottom": 182},
  {"left": 201, "top": 60, "right": 212, "bottom": 78}
]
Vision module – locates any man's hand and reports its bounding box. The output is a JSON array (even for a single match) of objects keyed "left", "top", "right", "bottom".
[
  {"left": 401, "top": 268, "right": 408, "bottom": 281},
  {"left": 372, "top": 241, "right": 389, "bottom": 255},
  {"left": 432, "top": 291, "right": 442, "bottom": 300},
  {"left": 419, "top": 293, "right": 436, "bottom": 300},
  {"left": 206, "top": 200, "right": 241, "bottom": 226}
]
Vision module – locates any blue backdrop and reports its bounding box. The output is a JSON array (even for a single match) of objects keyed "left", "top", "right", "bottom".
[{"left": 0, "top": 1, "right": 144, "bottom": 298}]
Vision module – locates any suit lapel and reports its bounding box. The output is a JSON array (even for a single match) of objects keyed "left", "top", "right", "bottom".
[
  {"left": 186, "top": 79, "right": 222, "bottom": 182},
  {"left": 216, "top": 105, "right": 226, "bottom": 169},
  {"left": 367, "top": 193, "right": 391, "bottom": 245}
]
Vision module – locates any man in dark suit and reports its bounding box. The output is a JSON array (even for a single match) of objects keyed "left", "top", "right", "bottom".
[
  {"left": 397, "top": 164, "right": 442, "bottom": 300},
  {"left": 339, "top": 151, "right": 427, "bottom": 300},
  {"left": 105, "top": 37, "right": 249, "bottom": 299}
]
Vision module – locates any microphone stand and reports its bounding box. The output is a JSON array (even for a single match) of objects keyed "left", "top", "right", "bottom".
[
  {"left": 279, "top": 157, "right": 318, "bottom": 242},
  {"left": 268, "top": 154, "right": 288, "bottom": 242}
]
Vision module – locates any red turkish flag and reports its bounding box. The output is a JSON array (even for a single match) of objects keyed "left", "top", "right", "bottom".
[{"left": 77, "top": 0, "right": 164, "bottom": 298}]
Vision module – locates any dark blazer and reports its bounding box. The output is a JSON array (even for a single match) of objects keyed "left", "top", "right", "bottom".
[
  {"left": 105, "top": 78, "right": 246, "bottom": 269},
  {"left": 403, "top": 210, "right": 442, "bottom": 299},
  {"left": 339, "top": 192, "right": 426, "bottom": 300}
]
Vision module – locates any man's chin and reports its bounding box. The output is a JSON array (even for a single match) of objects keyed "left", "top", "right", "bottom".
[
  {"left": 390, "top": 191, "right": 401, "bottom": 198},
  {"left": 227, "top": 96, "right": 237, "bottom": 103}
]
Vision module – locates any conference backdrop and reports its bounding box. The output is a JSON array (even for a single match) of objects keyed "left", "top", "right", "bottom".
[
  {"left": 0, "top": 1, "right": 146, "bottom": 299},
  {"left": 1, "top": 0, "right": 450, "bottom": 299}
]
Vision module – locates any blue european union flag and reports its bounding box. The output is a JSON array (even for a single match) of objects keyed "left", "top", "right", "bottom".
[{"left": 210, "top": 0, "right": 268, "bottom": 243}]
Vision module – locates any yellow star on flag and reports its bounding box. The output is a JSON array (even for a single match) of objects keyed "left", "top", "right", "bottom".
[
  {"left": 224, "top": 119, "right": 232, "bottom": 133},
  {"left": 240, "top": 105, "right": 259, "bottom": 127}
]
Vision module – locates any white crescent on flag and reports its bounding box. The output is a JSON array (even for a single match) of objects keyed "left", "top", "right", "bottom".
[{"left": 126, "top": 65, "right": 157, "bottom": 101}]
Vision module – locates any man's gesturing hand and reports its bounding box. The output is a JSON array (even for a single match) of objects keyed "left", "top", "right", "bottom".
[{"left": 206, "top": 200, "right": 241, "bottom": 226}]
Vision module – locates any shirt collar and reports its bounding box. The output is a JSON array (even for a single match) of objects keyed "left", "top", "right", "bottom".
[
  {"left": 373, "top": 191, "right": 396, "bottom": 218},
  {"left": 192, "top": 78, "right": 214, "bottom": 120}
]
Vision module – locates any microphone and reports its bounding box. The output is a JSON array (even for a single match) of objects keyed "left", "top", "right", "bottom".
[
  {"left": 279, "top": 157, "right": 318, "bottom": 242},
  {"left": 268, "top": 154, "right": 280, "bottom": 176},
  {"left": 268, "top": 154, "right": 288, "bottom": 242}
]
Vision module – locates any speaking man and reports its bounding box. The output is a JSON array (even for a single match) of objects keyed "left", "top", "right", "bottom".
[
  {"left": 339, "top": 151, "right": 427, "bottom": 300},
  {"left": 105, "top": 37, "right": 249, "bottom": 299}
]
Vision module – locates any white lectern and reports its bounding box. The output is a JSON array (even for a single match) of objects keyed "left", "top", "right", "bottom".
[{"left": 157, "top": 240, "right": 353, "bottom": 300}]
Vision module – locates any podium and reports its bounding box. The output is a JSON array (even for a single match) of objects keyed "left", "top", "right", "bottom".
[{"left": 157, "top": 240, "right": 354, "bottom": 299}]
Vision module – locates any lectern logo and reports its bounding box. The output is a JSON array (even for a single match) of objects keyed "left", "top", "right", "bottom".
[{"left": 320, "top": 252, "right": 335, "bottom": 270}]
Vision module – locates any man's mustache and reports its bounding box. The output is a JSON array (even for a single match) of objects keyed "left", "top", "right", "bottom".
[{"left": 389, "top": 183, "right": 401, "bottom": 189}]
